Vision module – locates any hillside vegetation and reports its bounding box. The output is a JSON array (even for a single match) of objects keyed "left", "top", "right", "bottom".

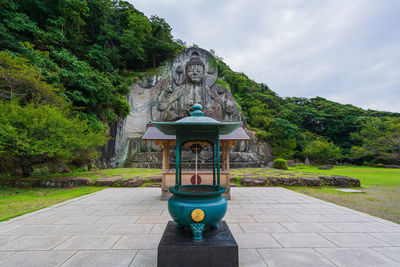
[{"left": 0, "top": 0, "right": 399, "bottom": 176}]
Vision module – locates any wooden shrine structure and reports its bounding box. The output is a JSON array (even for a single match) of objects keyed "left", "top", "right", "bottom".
[{"left": 142, "top": 124, "right": 250, "bottom": 199}]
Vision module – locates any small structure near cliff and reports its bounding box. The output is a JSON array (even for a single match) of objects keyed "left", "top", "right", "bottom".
[{"left": 99, "top": 47, "right": 271, "bottom": 168}]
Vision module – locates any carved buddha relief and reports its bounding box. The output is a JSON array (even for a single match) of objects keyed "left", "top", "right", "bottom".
[{"left": 152, "top": 47, "right": 240, "bottom": 122}]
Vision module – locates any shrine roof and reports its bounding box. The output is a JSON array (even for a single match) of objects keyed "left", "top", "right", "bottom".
[{"left": 142, "top": 124, "right": 250, "bottom": 141}]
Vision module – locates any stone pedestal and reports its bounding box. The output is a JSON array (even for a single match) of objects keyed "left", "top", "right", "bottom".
[{"left": 157, "top": 221, "right": 238, "bottom": 267}]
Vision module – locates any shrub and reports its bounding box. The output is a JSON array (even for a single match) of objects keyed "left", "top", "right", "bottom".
[
  {"left": 373, "top": 163, "right": 385, "bottom": 168},
  {"left": 273, "top": 158, "right": 288, "bottom": 170},
  {"left": 0, "top": 101, "right": 107, "bottom": 176},
  {"left": 303, "top": 138, "right": 341, "bottom": 164}
]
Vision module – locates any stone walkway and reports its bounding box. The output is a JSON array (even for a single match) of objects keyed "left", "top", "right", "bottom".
[{"left": 0, "top": 188, "right": 399, "bottom": 266}]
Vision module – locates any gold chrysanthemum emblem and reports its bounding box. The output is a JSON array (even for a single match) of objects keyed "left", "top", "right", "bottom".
[{"left": 191, "top": 209, "right": 205, "bottom": 222}]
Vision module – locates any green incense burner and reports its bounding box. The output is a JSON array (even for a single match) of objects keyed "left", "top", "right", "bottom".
[{"left": 152, "top": 104, "right": 242, "bottom": 240}]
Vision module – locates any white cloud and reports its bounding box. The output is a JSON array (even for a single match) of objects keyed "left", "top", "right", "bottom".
[{"left": 130, "top": 0, "right": 400, "bottom": 112}]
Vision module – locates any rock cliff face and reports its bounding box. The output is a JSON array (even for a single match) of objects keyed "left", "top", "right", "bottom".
[{"left": 98, "top": 47, "right": 271, "bottom": 168}]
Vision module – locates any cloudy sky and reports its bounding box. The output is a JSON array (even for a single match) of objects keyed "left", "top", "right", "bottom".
[{"left": 131, "top": 0, "right": 400, "bottom": 112}]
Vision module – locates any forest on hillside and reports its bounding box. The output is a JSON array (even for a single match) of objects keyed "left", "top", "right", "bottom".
[{"left": 1, "top": 0, "right": 399, "bottom": 176}]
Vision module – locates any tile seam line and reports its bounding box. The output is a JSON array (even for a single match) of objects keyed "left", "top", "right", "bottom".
[
  {"left": 110, "top": 234, "right": 124, "bottom": 250},
  {"left": 312, "top": 247, "right": 340, "bottom": 266},
  {"left": 255, "top": 248, "right": 270, "bottom": 267},
  {"left": 316, "top": 232, "right": 339, "bottom": 248},
  {"left": 50, "top": 235, "right": 75, "bottom": 251},
  {"left": 58, "top": 250, "right": 79, "bottom": 267},
  {"left": 127, "top": 249, "right": 139, "bottom": 266},
  {"left": 370, "top": 246, "right": 400, "bottom": 263}
]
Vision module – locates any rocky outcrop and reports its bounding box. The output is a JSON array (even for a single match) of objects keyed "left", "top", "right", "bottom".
[
  {"left": 319, "top": 176, "right": 360, "bottom": 187},
  {"left": 319, "top": 165, "right": 334, "bottom": 170},
  {"left": 94, "top": 176, "right": 123, "bottom": 186},
  {"left": 267, "top": 176, "right": 300, "bottom": 186},
  {"left": 98, "top": 47, "right": 272, "bottom": 169},
  {"left": 239, "top": 177, "right": 267, "bottom": 186},
  {"left": 36, "top": 178, "right": 92, "bottom": 188},
  {"left": 299, "top": 177, "right": 320, "bottom": 186},
  {"left": 120, "top": 178, "right": 145, "bottom": 187}
]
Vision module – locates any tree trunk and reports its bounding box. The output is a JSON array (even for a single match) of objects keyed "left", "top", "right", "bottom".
[{"left": 20, "top": 158, "right": 33, "bottom": 177}]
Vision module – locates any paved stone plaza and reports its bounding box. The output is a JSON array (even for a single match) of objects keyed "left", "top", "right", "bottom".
[{"left": 0, "top": 188, "right": 399, "bottom": 266}]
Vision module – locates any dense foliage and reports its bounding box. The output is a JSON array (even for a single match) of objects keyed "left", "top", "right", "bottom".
[
  {"left": 273, "top": 158, "right": 289, "bottom": 170},
  {"left": 0, "top": 0, "right": 399, "bottom": 175},
  {"left": 216, "top": 57, "right": 400, "bottom": 164},
  {"left": 0, "top": 0, "right": 183, "bottom": 175},
  {"left": 0, "top": 0, "right": 183, "bottom": 127},
  {"left": 0, "top": 101, "right": 107, "bottom": 176}
]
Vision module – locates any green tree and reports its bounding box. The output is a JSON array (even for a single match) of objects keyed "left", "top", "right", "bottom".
[
  {"left": 0, "top": 51, "right": 63, "bottom": 106},
  {"left": 0, "top": 101, "right": 107, "bottom": 176},
  {"left": 350, "top": 117, "right": 400, "bottom": 164},
  {"left": 303, "top": 138, "right": 341, "bottom": 164}
]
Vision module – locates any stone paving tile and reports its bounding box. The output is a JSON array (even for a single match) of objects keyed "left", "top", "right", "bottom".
[
  {"left": 4, "top": 224, "right": 65, "bottom": 236},
  {"left": 232, "top": 233, "right": 281, "bottom": 249},
  {"left": 226, "top": 223, "right": 244, "bottom": 234},
  {"left": 54, "top": 235, "right": 121, "bottom": 250},
  {"left": 54, "top": 216, "right": 103, "bottom": 225},
  {"left": 281, "top": 222, "right": 336, "bottom": 233},
  {"left": 102, "top": 224, "right": 153, "bottom": 235},
  {"left": 62, "top": 250, "right": 137, "bottom": 267},
  {"left": 224, "top": 214, "right": 257, "bottom": 223},
  {"left": 252, "top": 214, "right": 296, "bottom": 223},
  {"left": 57, "top": 224, "right": 110, "bottom": 235},
  {"left": 90, "top": 209, "right": 131, "bottom": 216},
  {"left": 0, "top": 235, "right": 71, "bottom": 251},
  {"left": 322, "top": 222, "right": 383, "bottom": 233},
  {"left": 372, "top": 247, "right": 400, "bottom": 262},
  {"left": 258, "top": 248, "right": 335, "bottom": 266},
  {"left": 368, "top": 233, "right": 400, "bottom": 246},
  {"left": 1, "top": 187, "right": 400, "bottom": 266},
  {"left": 240, "top": 223, "right": 289, "bottom": 233},
  {"left": 0, "top": 251, "right": 76, "bottom": 267},
  {"left": 0, "top": 251, "right": 14, "bottom": 261},
  {"left": 271, "top": 233, "right": 337, "bottom": 248},
  {"left": 10, "top": 216, "right": 63, "bottom": 225},
  {"left": 229, "top": 208, "right": 265, "bottom": 215},
  {"left": 316, "top": 247, "right": 400, "bottom": 267},
  {"left": 261, "top": 208, "right": 302, "bottom": 215},
  {"left": 324, "top": 214, "right": 374, "bottom": 222},
  {"left": 95, "top": 215, "right": 141, "bottom": 224},
  {"left": 136, "top": 215, "right": 171, "bottom": 224},
  {"left": 0, "top": 236, "right": 20, "bottom": 247},
  {"left": 129, "top": 250, "right": 157, "bottom": 267},
  {"left": 112, "top": 235, "right": 162, "bottom": 250},
  {"left": 239, "top": 249, "right": 267, "bottom": 267},
  {"left": 320, "top": 233, "right": 392, "bottom": 247},
  {"left": 150, "top": 223, "right": 167, "bottom": 234},
  {"left": 288, "top": 214, "right": 335, "bottom": 222}
]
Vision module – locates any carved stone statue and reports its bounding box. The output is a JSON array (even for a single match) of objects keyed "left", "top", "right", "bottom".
[{"left": 151, "top": 48, "right": 241, "bottom": 122}]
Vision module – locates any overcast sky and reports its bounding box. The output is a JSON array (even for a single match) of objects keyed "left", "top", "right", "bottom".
[{"left": 130, "top": 0, "right": 400, "bottom": 112}]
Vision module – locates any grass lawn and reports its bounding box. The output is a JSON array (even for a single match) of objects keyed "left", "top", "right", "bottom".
[
  {"left": 0, "top": 186, "right": 105, "bottom": 222},
  {"left": 28, "top": 167, "right": 162, "bottom": 181},
  {"left": 287, "top": 165, "right": 400, "bottom": 224}
]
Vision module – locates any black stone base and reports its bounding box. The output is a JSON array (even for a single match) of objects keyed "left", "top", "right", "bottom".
[{"left": 157, "top": 221, "right": 238, "bottom": 267}]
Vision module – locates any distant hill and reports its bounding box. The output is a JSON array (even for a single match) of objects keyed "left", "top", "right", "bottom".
[{"left": 1, "top": 0, "right": 399, "bottom": 171}]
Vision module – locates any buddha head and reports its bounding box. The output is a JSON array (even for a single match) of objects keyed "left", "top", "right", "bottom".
[{"left": 186, "top": 53, "right": 205, "bottom": 84}]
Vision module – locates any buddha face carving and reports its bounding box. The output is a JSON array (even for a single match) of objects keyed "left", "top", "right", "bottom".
[{"left": 186, "top": 54, "right": 205, "bottom": 84}]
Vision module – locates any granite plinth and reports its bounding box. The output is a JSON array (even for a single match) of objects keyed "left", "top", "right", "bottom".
[{"left": 157, "top": 221, "right": 238, "bottom": 267}]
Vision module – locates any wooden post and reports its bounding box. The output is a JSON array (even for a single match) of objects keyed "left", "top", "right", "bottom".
[
  {"left": 221, "top": 142, "right": 226, "bottom": 170},
  {"left": 162, "top": 142, "right": 167, "bottom": 171},
  {"left": 226, "top": 143, "right": 230, "bottom": 171},
  {"left": 165, "top": 142, "right": 170, "bottom": 171}
]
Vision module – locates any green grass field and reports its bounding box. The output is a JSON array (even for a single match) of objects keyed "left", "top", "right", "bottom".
[
  {"left": 290, "top": 165, "right": 400, "bottom": 186},
  {"left": 1, "top": 165, "right": 399, "bottom": 223},
  {"left": 287, "top": 165, "right": 400, "bottom": 223},
  {"left": 0, "top": 186, "right": 104, "bottom": 222}
]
